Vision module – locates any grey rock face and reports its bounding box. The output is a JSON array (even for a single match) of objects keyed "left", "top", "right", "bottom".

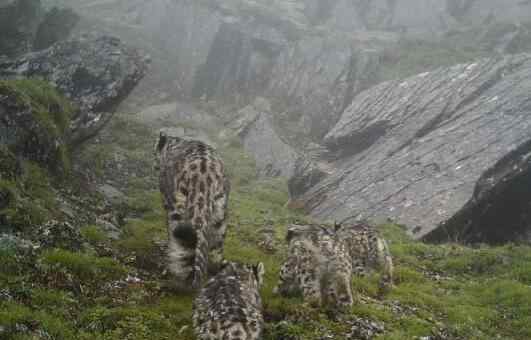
[
  {"left": 236, "top": 101, "right": 299, "bottom": 178},
  {"left": 193, "top": 22, "right": 282, "bottom": 104},
  {"left": 268, "top": 36, "right": 392, "bottom": 138},
  {"left": 0, "top": 35, "right": 149, "bottom": 145},
  {"left": 298, "top": 54, "right": 531, "bottom": 239},
  {"left": 424, "top": 139, "right": 531, "bottom": 244},
  {"left": 288, "top": 143, "right": 334, "bottom": 200}
]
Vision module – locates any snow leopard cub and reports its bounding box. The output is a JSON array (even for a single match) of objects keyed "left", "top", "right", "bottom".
[
  {"left": 337, "top": 222, "right": 394, "bottom": 293},
  {"left": 275, "top": 223, "right": 393, "bottom": 309},
  {"left": 275, "top": 224, "right": 354, "bottom": 309},
  {"left": 193, "top": 261, "right": 265, "bottom": 340},
  {"left": 155, "top": 132, "right": 230, "bottom": 288}
]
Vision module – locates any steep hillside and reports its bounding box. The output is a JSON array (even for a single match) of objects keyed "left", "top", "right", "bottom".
[{"left": 2, "top": 95, "right": 531, "bottom": 339}]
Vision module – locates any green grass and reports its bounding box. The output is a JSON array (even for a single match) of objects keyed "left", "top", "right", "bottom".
[
  {"left": 0, "top": 79, "right": 73, "bottom": 137},
  {"left": 0, "top": 79, "right": 73, "bottom": 172},
  {"left": 40, "top": 249, "right": 127, "bottom": 285},
  {"left": 0, "top": 161, "right": 59, "bottom": 230},
  {"left": 2, "top": 110, "right": 531, "bottom": 339}
]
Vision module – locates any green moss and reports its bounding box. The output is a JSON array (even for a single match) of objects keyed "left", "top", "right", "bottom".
[
  {"left": 0, "top": 79, "right": 73, "bottom": 137},
  {"left": 0, "top": 161, "right": 61, "bottom": 230},
  {"left": 81, "top": 225, "right": 109, "bottom": 245},
  {"left": 3, "top": 110, "right": 531, "bottom": 339},
  {"left": 40, "top": 249, "right": 127, "bottom": 284},
  {"left": 0, "top": 301, "right": 75, "bottom": 340},
  {"left": 0, "top": 79, "right": 74, "bottom": 173},
  {"left": 0, "top": 146, "right": 19, "bottom": 179}
]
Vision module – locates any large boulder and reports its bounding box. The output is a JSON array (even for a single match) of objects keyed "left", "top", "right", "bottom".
[
  {"left": 295, "top": 54, "right": 531, "bottom": 241},
  {"left": 0, "top": 79, "right": 72, "bottom": 170},
  {"left": 0, "top": 35, "right": 149, "bottom": 145}
]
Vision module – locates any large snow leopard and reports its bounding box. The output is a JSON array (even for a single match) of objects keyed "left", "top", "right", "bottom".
[{"left": 155, "top": 132, "right": 230, "bottom": 288}]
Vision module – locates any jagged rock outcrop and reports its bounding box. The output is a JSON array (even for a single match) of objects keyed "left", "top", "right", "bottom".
[
  {"left": 234, "top": 99, "right": 299, "bottom": 178},
  {"left": 295, "top": 54, "right": 531, "bottom": 241},
  {"left": 0, "top": 35, "right": 149, "bottom": 145},
  {"left": 288, "top": 143, "right": 334, "bottom": 201}
]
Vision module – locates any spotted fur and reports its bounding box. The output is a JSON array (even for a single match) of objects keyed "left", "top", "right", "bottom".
[
  {"left": 193, "top": 261, "right": 265, "bottom": 340},
  {"left": 338, "top": 222, "right": 394, "bottom": 293},
  {"left": 275, "top": 223, "right": 393, "bottom": 309},
  {"left": 275, "top": 224, "right": 354, "bottom": 309},
  {"left": 155, "top": 132, "right": 230, "bottom": 288}
]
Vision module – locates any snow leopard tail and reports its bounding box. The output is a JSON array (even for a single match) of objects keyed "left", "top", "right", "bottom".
[{"left": 167, "top": 220, "right": 210, "bottom": 289}]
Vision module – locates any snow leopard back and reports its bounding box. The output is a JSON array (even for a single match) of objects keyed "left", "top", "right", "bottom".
[
  {"left": 155, "top": 132, "right": 230, "bottom": 288},
  {"left": 193, "top": 262, "right": 265, "bottom": 340}
]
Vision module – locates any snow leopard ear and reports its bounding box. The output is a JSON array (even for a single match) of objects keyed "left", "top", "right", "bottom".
[
  {"left": 253, "top": 262, "right": 265, "bottom": 286},
  {"left": 156, "top": 131, "right": 168, "bottom": 153}
]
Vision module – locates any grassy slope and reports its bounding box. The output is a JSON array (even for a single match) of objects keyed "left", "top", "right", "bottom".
[{"left": 1, "top": 112, "right": 531, "bottom": 339}]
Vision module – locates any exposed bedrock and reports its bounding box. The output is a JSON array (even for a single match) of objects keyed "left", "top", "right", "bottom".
[
  {"left": 233, "top": 99, "right": 299, "bottom": 178},
  {"left": 294, "top": 54, "right": 531, "bottom": 241},
  {"left": 0, "top": 35, "right": 149, "bottom": 145},
  {"left": 424, "top": 139, "right": 531, "bottom": 244}
]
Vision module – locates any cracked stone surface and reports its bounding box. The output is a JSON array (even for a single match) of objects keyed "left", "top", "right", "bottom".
[
  {"left": 236, "top": 100, "right": 299, "bottom": 178},
  {"left": 297, "top": 54, "right": 531, "bottom": 239},
  {"left": 0, "top": 34, "right": 149, "bottom": 145}
]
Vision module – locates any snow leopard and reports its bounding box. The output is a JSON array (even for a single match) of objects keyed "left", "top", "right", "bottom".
[
  {"left": 275, "top": 223, "right": 393, "bottom": 309},
  {"left": 275, "top": 224, "right": 354, "bottom": 309},
  {"left": 155, "top": 132, "right": 230, "bottom": 288},
  {"left": 337, "top": 222, "right": 394, "bottom": 293},
  {"left": 193, "top": 261, "right": 265, "bottom": 340}
]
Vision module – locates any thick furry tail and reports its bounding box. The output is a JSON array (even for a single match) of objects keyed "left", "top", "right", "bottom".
[
  {"left": 167, "top": 222, "right": 197, "bottom": 284},
  {"left": 167, "top": 222, "right": 210, "bottom": 288}
]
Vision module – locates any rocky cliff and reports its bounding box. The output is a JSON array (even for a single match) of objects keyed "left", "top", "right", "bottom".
[{"left": 293, "top": 54, "right": 531, "bottom": 241}]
